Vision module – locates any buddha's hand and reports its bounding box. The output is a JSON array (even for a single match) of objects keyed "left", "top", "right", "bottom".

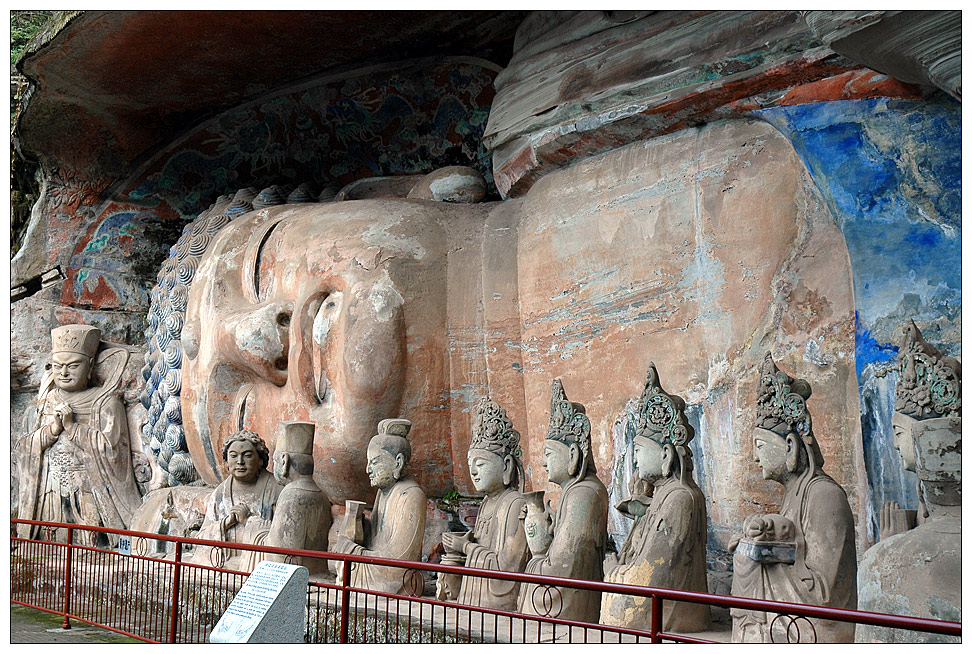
[
  {"left": 224, "top": 503, "right": 251, "bottom": 529},
  {"left": 54, "top": 404, "right": 75, "bottom": 433},
  {"left": 743, "top": 514, "right": 773, "bottom": 541},
  {"left": 880, "top": 501, "right": 916, "bottom": 540}
]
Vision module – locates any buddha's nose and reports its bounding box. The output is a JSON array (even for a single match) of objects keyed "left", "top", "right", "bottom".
[{"left": 214, "top": 301, "right": 294, "bottom": 387}]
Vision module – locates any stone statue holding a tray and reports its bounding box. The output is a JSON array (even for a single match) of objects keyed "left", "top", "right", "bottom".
[{"left": 730, "top": 354, "right": 857, "bottom": 643}]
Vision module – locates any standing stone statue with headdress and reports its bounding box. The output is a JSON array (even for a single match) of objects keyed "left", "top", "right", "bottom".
[
  {"left": 17, "top": 325, "right": 142, "bottom": 543},
  {"left": 439, "top": 395, "right": 530, "bottom": 611},
  {"left": 267, "top": 421, "right": 333, "bottom": 576},
  {"left": 517, "top": 379, "right": 609, "bottom": 623},
  {"left": 192, "top": 428, "right": 284, "bottom": 571},
  {"left": 729, "top": 354, "right": 857, "bottom": 643},
  {"left": 856, "top": 320, "right": 960, "bottom": 643},
  {"left": 600, "top": 363, "right": 711, "bottom": 632},
  {"left": 334, "top": 418, "right": 427, "bottom": 594}
]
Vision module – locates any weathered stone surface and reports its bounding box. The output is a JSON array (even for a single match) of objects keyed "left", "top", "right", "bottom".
[
  {"left": 803, "top": 10, "right": 960, "bottom": 101},
  {"left": 485, "top": 10, "right": 923, "bottom": 197}
]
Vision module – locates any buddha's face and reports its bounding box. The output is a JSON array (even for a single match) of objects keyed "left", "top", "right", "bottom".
[
  {"left": 467, "top": 448, "right": 506, "bottom": 495},
  {"left": 51, "top": 351, "right": 92, "bottom": 393},
  {"left": 181, "top": 200, "right": 456, "bottom": 501},
  {"left": 753, "top": 427, "right": 788, "bottom": 482},
  {"left": 542, "top": 439, "right": 572, "bottom": 486},
  {"left": 366, "top": 440, "right": 399, "bottom": 490},
  {"left": 633, "top": 437, "right": 664, "bottom": 482},
  {"left": 891, "top": 411, "right": 917, "bottom": 472},
  {"left": 226, "top": 440, "right": 262, "bottom": 483}
]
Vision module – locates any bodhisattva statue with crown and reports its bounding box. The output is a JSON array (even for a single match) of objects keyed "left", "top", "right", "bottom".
[
  {"left": 600, "top": 363, "right": 711, "bottom": 632},
  {"left": 856, "top": 320, "right": 961, "bottom": 643},
  {"left": 192, "top": 428, "right": 284, "bottom": 571},
  {"left": 334, "top": 418, "right": 428, "bottom": 594},
  {"left": 266, "top": 421, "right": 333, "bottom": 576},
  {"left": 17, "top": 325, "right": 142, "bottom": 544},
  {"left": 517, "top": 379, "right": 609, "bottom": 623},
  {"left": 439, "top": 395, "right": 530, "bottom": 611},
  {"left": 729, "top": 354, "right": 857, "bottom": 643}
]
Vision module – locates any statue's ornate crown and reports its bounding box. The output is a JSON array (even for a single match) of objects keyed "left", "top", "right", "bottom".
[
  {"left": 634, "top": 362, "right": 694, "bottom": 447},
  {"left": 755, "top": 353, "right": 813, "bottom": 438},
  {"left": 470, "top": 395, "right": 521, "bottom": 458},
  {"left": 895, "top": 320, "right": 961, "bottom": 419},
  {"left": 546, "top": 379, "right": 591, "bottom": 448},
  {"left": 51, "top": 324, "right": 101, "bottom": 358}
]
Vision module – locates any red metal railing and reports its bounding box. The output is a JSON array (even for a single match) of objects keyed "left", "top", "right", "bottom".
[{"left": 11, "top": 519, "right": 961, "bottom": 643}]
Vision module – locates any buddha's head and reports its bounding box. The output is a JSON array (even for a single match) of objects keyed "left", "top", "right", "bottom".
[
  {"left": 467, "top": 395, "right": 523, "bottom": 495},
  {"left": 180, "top": 199, "right": 461, "bottom": 501},
  {"left": 50, "top": 325, "right": 100, "bottom": 393},
  {"left": 273, "top": 421, "right": 316, "bottom": 485}
]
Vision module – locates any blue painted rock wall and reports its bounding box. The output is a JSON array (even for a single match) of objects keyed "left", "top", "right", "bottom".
[{"left": 757, "top": 97, "right": 961, "bottom": 541}]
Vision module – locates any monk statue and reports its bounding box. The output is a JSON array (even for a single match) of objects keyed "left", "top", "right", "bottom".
[
  {"left": 17, "top": 325, "right": 142, "bottom": 544},
  {"left": 439, "top": 395, "right": 529, "bottom": 611},
  {"left": 192, "top": 429, "right": 284, "bottom": 571},
  {"left": 600, "top": 363, "right": 711, "bottom": 632},
  {"left": 730, "top": 353, "right": 857, "bottom": 643},
  {"left": 856, "top": 320, "right": 960, "bottom": 643},
  {"left": 517, "top": 379, "right": 609, "bottom": 623},
  {"left": 334, "top": 418, "right": 427, "bottom": 594},
  {"left": 266, "top": 421, "right": 332, "bottom": 576}
]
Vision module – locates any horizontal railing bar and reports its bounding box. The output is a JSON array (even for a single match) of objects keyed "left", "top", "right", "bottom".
[{"left": 12, "top": 519, "right": 961, "bottom": 638}]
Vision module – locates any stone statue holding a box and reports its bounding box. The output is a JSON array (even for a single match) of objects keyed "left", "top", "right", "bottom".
[{"left": 730, "top": 354, "right": 857, "bottom": 643}]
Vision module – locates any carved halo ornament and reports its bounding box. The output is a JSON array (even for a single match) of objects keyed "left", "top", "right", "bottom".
[
  {"left": 633, "top": 362, "right": 694, "bottom": 447},
  {"left": 545, "top": 379, "right": 591, "bottom": 454},
  {"left": 470, "top": 395, "right": 522, "bottom": 459},
  {"left": 894, "top": 319, "right": 961, "bottom": 419}
]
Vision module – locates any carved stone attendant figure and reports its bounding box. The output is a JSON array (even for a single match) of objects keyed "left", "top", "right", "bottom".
[
  {"left": 600, "top": 363, "right": 711, "bottom": 632},
  {"left": 334, "top": 419, "right": 427, "bottom": 594},
  {"left": 730, "top": 354, "right": 857, "bottom": 643},
  {"left": 193, "top": 429, "right": 284, "bottom": 571},
  {"left": 517, "top": 380, "right": 609, "bottom": 623},
  {"left": 440, "top": 396, "right": 529, "bottom": 611},
  {"left": 267, "top": 421, "right": 332, "bottom": 575},
  {"left": 17, "top": 325, "right": 142, "bottom": 543},
  {"left": 856, "top": 321, "right": 961, "bottom": 643}
]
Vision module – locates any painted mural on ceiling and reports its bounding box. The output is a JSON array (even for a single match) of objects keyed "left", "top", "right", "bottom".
[{"left": 64, "top": 60, "right": 498, "bottom": 312}]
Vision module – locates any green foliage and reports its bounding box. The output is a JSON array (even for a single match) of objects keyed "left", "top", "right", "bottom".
[{"left": 10, "top": 10, "right": 55, "bottom": 65}]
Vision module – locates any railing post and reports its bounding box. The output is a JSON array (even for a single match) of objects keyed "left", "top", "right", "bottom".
[
  {"left": 168, "top": 540, "right": 182, "bottom": 643},
  {"left": 339, "top": 560, "right": 351, "bottom": 643},
  {"left": 61, "top": 526, "right": 73, "bottom": 629},
  {"left": 650, "top": 593, "right": 663, "bottom": 643}
]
